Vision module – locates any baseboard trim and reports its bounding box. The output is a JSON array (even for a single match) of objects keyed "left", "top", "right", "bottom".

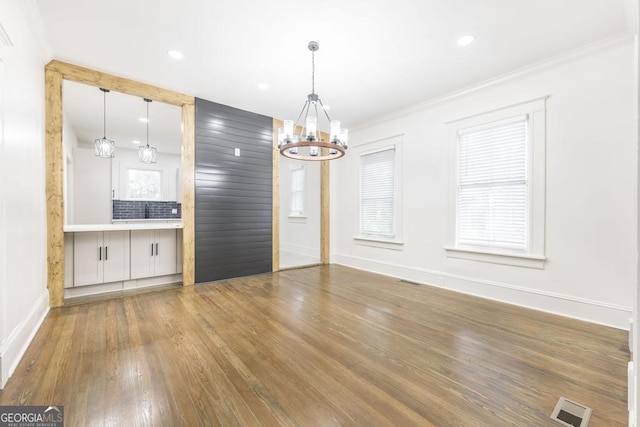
[
  {"left": 0, "top": 289, "right": 50, "bottom": 388},
  {"left": 336, "top": 254, "right": 631, "bottom": 330},
  {"left": 280, "top": 243, "right": 321, "bottom": 259}
]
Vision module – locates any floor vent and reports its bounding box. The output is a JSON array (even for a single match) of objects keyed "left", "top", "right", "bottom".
[
  {"left": 550, "top": 397, "right": 592, "bottom": 427},
  {"left": 399, "top": 279, "right": 422, "bottom": 286}
]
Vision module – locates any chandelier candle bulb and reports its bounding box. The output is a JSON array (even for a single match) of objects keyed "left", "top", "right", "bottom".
[
  {"left": 309, "top": 146, "right": 319, "bottom": 156},
  {"left": 306, "top": 116, "right": 317, "bottom": 140},
  {"left": 339, "top": 128, "right": 349, "bottom": 148},
  {"left": 330, "top": 120, "right": 341, "bottom": 142},
  {"left": 277, "top": 127, "right": 285, "bottom": 148},
  {"left": 284, "top": 120, "right": 294, "bottom": 141}
]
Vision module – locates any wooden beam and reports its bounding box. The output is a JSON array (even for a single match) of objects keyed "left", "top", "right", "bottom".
[
  {"left": 45, "top": 68, "right": 65, "bottom": 307},
  {"left": 272, "top": 119, "right": 282, "bottom": 272},
  {"left": 181, "top": 103, "right": 195, "bottom": 286},
  {"left": 45, "top": 60, "right": 193, "bottom": 107},
  {"left": 45, "top": 60, "right": 196, "bottom": 305},
  {"left": 320, "top": 160, "right": 330, "bottom": 264}
]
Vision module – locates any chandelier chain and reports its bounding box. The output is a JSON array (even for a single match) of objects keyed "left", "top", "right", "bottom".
[{"left": 311, "top": 49, "right": 315, "bottom": 95}]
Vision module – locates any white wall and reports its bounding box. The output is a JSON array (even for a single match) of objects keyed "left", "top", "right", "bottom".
[
  {"left": 63, "top": 116, "right": 78, "bottom": 224},
  {"left": 72, "top": 147, "right": 111, "bottom": 224},
  {"left": 0, "top": 0, "right": 50, "bottom": 388},
  {"left": 279, "top": 156, "right": 321, "bottom": 265},
  {"left": 335, "top": 38, "right": 636, "bottom": 329}
]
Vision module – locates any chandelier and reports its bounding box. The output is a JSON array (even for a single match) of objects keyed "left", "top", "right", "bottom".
[
  {"left": 277, "top": 41, "right": 348, "bottom": 161},
  {"left": 139, "top": 98, "right": 157, "bottom": 164},
  {"left": 94, "top": 88, "right": 115, "bottom": 158}
]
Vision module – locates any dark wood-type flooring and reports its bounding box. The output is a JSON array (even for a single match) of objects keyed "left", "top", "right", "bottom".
[{"left": 0, "top": 265, "right": 629, "bottom": 426}]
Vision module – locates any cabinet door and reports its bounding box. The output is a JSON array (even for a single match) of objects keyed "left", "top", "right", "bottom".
[
  {"left": 103, "top": 231, "right": 130, "bottom": 283},
  {"left": 176, "top": 230, "right": 183, "bottom": 274},
  {"left": 74, "top": 232, "right": 103, "bottom": 286},
  {"left": 154, "top": 229, "right": 178, "bottom": 276},
  {"left": 130, "top": 230, "right": 155, "bottom": 279}
]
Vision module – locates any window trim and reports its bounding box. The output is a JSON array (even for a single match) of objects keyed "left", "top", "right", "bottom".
[
  {"left": 354, "top": 134, "right": 404, "bottom": 248},
  {"left": 446, "top": 97, "right": 547, "bottom": 267}
]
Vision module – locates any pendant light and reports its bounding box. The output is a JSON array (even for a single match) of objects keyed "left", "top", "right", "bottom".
[
  {"left": 138, "top": 98, "right": 157, "bottom": 164},
  {"left": 94, "top": 88, "right": 115, "bottom": 158}
]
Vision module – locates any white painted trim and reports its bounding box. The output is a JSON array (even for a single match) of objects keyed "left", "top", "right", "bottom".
[
  {"left": 355, "top": 135, "right": 404, "bottom": 245},
  {"left": 444, "top": 247, "right": 545, "bottom": 269},
  {"left": 336, "top": 254, "right": 632, "bottom": 330},
  {"left": 287, "top": 215, "right": 308, "bottom": 223},
  {"left": 280, "top": 242, "right": 321, "bottom": 259},
  {"left": 353, "top": 236, "right": 404, "bottom": 251},
  {"left": 351, "top": 33, "right": 633, "bottom": 131},
  {"left": 446, "top": 98, "right": 547, "bottom": 266},
  {"left": 0, "top": 289, "right": 49, "bottom": 389}
]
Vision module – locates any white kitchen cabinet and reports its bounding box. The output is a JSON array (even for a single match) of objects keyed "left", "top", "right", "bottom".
[
  {"left": 130, "top": 229, "right": 177, "bottom": 279},
  {"left": 74, "top": 231, "right": 130, "bottom": 287}
]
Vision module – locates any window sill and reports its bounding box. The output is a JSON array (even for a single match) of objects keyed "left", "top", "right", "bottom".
[
  {"left": 288, "top": 215, "right": 307, "bottom": 223},
  {"left": 445, "top": 247, "right": 546, "bottom": 269},
  {"left": 354, "top": 236, "right": 404, "bottom": 251}
]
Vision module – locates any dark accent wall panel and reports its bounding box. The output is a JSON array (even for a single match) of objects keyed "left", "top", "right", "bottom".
[{"left": 195, "top": 98, "right": 273, "bottom": 283}]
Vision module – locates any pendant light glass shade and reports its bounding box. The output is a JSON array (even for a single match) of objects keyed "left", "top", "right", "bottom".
[
  {"left": 139, "top": 98, "right": 157, "bottom": 164},
  {"left": 139, "top": 144, "right": 157, "bottom": 164},
  {"left": 95, "top": 88, "right": 115, "bottom": 158}
]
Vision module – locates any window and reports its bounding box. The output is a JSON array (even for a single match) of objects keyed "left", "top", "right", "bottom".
[
  {"left": 360, "top": 147, "right": 396, "bottom": 238},
  {"left": 447, "top": 98, "right": 547, "bottom": 268},
  {"left": 290, "top": 166, "right": 305, "bottom": 217},
  {"left": 127, "top": 168, "right": 162, "bottom": 200},
  {"left": 457, "top": 117, "right": 527, "bottom": 250}
]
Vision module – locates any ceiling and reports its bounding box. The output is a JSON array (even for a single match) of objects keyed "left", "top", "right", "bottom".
[
  {"left": 64, "top": 79, "right": 182, "bottom": 154},
  {"left": 37, "top": 0, "right": 635, "bottom": 133}
]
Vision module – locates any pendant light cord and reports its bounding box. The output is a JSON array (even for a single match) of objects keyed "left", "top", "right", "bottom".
[
  {"left": 103, "top": 89, "right": 107, "bottom": 139},
  {"left": 146, "top": 100, "right": 150, "bottom": 148}
]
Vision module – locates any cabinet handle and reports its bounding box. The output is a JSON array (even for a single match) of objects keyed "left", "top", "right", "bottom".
[
  {"left": 151, "top": 243, "right": 154, "bottom": 256},
  {"left": 105, "top": 246, "right": 108, "bottom": 261},
  {"left": 155, "top": 243, "right": 159, "bottom": 256},
  {"left": 99, "top": 247, "right": 102, "bottom": 261}
]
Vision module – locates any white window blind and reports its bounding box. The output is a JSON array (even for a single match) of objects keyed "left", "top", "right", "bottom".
[
  {"left": 457, "top": 116, "right": 528, "bottom": 250},
  {"left": 360, "top": 147, "right": 395, "bottom": 237},
  {"left": 290, "top": 167, "right": 304, "bottom": 216}
]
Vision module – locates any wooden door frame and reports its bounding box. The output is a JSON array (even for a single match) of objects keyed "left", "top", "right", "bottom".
[
  {"left": 45, "top": 60, "right": 195, "bottom": 307},
  {"left": 271, "top": 119, "right": 331, "bottom": 271}
]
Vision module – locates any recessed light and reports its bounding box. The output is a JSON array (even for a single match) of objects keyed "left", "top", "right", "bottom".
[
  {"left": 132, "top": 140, "right": 141, "bottom": 145},
  {"left": 258, "top": 82, "right": 269, "bottom": 90},
  {"left": 167, "top": 49, "right": 184, "bottom": 60},
  {"left": 457, "top": 35, "right": 475, "bottom": 47},
  {"left": 139, "top": 117, "right": 148, "bottom": 123}
]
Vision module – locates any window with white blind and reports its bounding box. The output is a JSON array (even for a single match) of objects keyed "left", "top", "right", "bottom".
[
  {"left": 447, "top": 98, "right": 547, "bottom": 268},
  {"left": 457, "top": 116, "right": 527, "bottom": 250},
  {"left": 360, "top": 147, "right": 397, "bottom": 238},
  {"left": 290, "top": 166, "right": 305, "bottom": 217}
]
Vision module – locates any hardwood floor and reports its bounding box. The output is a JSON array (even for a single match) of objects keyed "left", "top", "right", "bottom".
[{"left": 0, "top": 265, "right": 629, "bottom": 426}]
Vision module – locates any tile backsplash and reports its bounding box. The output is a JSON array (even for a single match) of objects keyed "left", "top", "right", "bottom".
[{"left": 113, "top": 200, "right": 182, "bottom": 220}]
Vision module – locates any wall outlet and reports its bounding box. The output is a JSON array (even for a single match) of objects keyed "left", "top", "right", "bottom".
[{"left": 171, "top": 208, "right": 177, "bottom": 214}]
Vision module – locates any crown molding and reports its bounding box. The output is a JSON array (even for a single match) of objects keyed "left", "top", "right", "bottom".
[{"left": 351, "top": 32, "right": 634, "bottom": 131}]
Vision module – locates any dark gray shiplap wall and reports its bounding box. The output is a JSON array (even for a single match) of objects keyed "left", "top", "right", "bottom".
[{"left": 195, "top": 98, "right": 273, "bottom": 283}]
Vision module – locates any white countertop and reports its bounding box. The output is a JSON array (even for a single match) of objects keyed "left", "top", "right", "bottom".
[{"left": 64, "top": 222, "right": 183, "bottom": 232}]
